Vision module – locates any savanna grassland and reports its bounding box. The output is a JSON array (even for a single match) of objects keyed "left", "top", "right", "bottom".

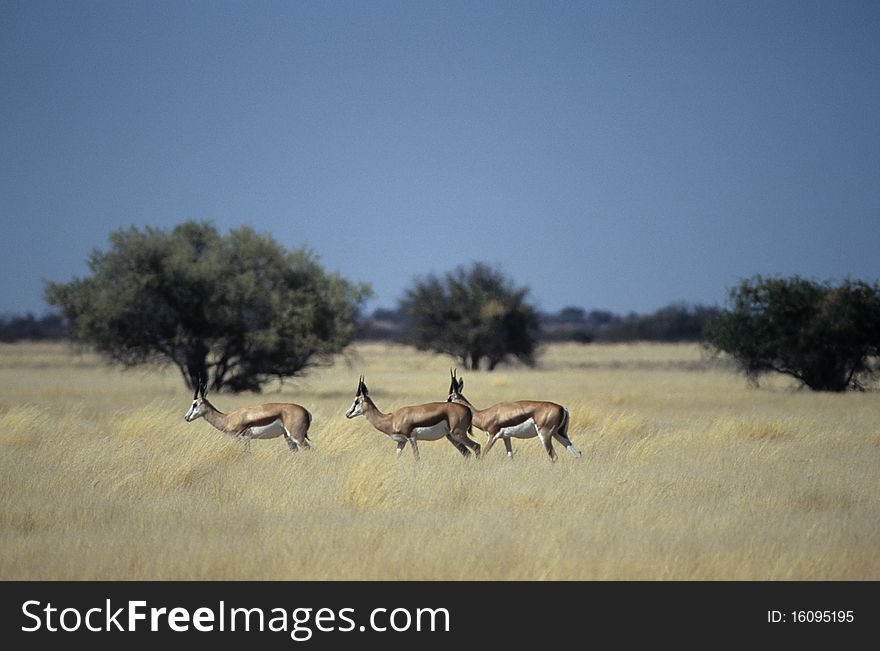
[{"left": 1, "top": 342, "right": 878, "bottom": 580}]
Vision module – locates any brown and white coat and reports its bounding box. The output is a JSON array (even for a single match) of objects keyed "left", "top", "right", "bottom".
[
  {"left": 345, "top": 375, "right": 480, "bottom": 459},
  {"left": 184, "top": 381, "right": 311, "bottom": 452},
  {"left": 446, "top": 369, "right": 580, "bottom": 461}
]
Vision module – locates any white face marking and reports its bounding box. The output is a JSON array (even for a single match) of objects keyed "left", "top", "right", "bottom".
[
  {"left": 184, "top": 401, "right": 203, "bottom": 422},
  {"left": 410, "top": 421, "right": 450, "bottom": 441},
  {"left": 500, "top": 418, "right": 539, "bottom": 439},
  {"left": 345, "top": 397, "right": 363, "bottom": 419}
]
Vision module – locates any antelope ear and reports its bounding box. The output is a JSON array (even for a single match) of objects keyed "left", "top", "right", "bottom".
[
  {"left": 199, "top": 380, "right": 208, "bottom": 398},
  {"left": 458, "top": 378, "right": 464, "bottom": 391}
]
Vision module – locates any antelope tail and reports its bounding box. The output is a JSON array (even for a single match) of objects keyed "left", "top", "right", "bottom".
[{"left": 560, "top": 408, "right": 570, "bottom": 439}]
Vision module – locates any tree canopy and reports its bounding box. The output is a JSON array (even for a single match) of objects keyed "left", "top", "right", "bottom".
[
  {"left": 706, "top": 275, "right": 880, "bottom": 391},
  {"left": 46, "top": 221, "right": 370, "bottom": 392},
  {"left": 400, "top": 262, "right": 539, "bottom": 370}
]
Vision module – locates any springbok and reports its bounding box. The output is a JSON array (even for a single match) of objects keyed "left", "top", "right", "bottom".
[
  {"left": 345, "top": 375, "right": 480, "bottom": 459},
  {"left": 446, "top": 369, "right": 581, "bottom": 461},
  {"left": 184, "top": 381, "right": 312, "bottom": 452}
]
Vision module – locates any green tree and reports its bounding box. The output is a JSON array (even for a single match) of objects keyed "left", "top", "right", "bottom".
[
  {"left": 400, "top": 262, "right": 539, "bottom": 371},
  {"left": 706, "top": 275, "right": 880, "bottom": 391},
  {"left": 46, "top": 221, "right": 370, "bottom": 392}
]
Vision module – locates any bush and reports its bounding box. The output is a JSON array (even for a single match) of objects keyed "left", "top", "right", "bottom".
[
  {"left": 400, "top": 263, "right": 538, "bottom": 370},
  {"left": 706, "top": 276, "right": 880, "bottom": 391},
  {"left": 0, "top": 313, "right": 68, "bottom": 342},
  {"left": 46, "top": 221, "right": 370, "bottom": 392}
]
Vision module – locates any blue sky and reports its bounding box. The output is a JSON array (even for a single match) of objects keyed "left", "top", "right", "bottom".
[{"left": 2, "top": 0, "right": 878, "bottom": 315}]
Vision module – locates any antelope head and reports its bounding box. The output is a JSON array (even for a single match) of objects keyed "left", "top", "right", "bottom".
[
  {"left": 184, "top": 378, "right": 209, "bottom": 422},
  {"left": 345, "top": 375, "right": 369, "bottom": 419},
  {"left": 446, "top": 368, "right": 465, "bottom": 403}
]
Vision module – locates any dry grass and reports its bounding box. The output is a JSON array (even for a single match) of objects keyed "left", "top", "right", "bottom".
[{"left": 1, "top": 341, "right": 878, "bottom": 580}]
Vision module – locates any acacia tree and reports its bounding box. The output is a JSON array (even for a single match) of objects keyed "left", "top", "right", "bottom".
[
  {"left": 400, "top": 263, "right": 539, "bottom": 370},
  {"left": 706, "top": 275, "right": 880, "bottom": 391},
  {"left": 46, "top": 221, "right": 370, "bottom": 392}
]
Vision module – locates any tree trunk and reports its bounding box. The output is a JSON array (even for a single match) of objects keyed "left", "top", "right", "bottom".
[
  {"left": 184, "top": 342, "right": 209, "bottom": 392},
  {"left": 802, "top": 365, "right": 849, "bottom": 392}
]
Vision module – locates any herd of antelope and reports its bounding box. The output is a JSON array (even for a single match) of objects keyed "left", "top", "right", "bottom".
[{"left": 184, "top": 369, "right": 581, "bottom": 461}]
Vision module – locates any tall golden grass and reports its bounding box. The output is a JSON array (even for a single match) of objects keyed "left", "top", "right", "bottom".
[{"left": 1, "top": 341, "right": 878, "bottom": 579}]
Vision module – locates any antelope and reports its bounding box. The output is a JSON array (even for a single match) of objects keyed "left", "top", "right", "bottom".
[
  {"left": 446, "top": 369, "right": 581, "bottom": 461},
  {"left": 344, "top": 375, "right": 480, "bottom": 459},
  {"left": 183, "top": 380, "right": 312, "bottom": 452}
]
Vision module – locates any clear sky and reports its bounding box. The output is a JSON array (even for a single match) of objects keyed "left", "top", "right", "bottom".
[{"left": 2, "top": 0, "right": 878, "bottom": 316}]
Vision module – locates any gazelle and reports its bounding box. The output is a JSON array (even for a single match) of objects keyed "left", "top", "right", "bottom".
[
  {"left": 183, "top": 381, "right": 312, "bottom": 452},
  {"left": 446, "top": 369, "right": 581, "bottom": 461},
  {"left": 345, "top": 375, "right": 480, "bottom": 459}
]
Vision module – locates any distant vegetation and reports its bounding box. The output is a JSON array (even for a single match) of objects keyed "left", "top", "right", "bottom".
[
  {"left": 8, "top": 221, "right": 875, "bottom": 393},
  {"left": 538, "top": 303, "right": 720, "bottom": 343},
  {"left": 0, "top": 313, "right": 68, "bottom": 342},
  {"left": 4, "top": 298, "right": 720, "bottom": 354},
  {"left": 45, "top": 221, "right": 370, "bottom": 392},
  {"left": 361, "top": 301, "right": 720, "bottom": 346},
  {"left": 399, "top": 262, "right": 539, "bottom": 370},
  {"left": 706, "top": 276, "right": 880, "bottom": 392}
]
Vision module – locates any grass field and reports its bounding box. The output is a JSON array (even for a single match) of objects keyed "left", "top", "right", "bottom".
[{"left": 1, "top": 341, "right": 878, "bottom": 580}]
